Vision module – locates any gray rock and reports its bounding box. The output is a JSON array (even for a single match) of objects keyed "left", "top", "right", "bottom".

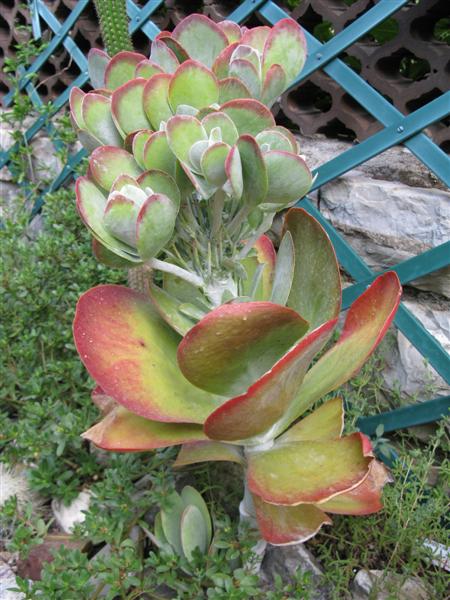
[
  {"left": 381, "top": 296, "right": 450, "bottom": 400},
  {"left": 0, "top": 560, "right": 24, "bottom": 599},
  {"left": 261, "top": 543, "right": 330, "bottom": 599},
  {"left": 318, "top": 175, "right": 450, "bottom": 298},
  {"left": 351, "top": 569, "right": 430, "bottom": 600},
  {"left": 298, "top": 135, "right": 445, "bottom": 190}
]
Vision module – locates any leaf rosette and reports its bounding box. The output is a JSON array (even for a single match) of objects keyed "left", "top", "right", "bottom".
[{"left": 74, "top": 209, "right": 402, "bottom": 545}]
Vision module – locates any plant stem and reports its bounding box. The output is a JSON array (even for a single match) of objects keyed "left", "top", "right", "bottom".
[
  {"left": 93, "top": 0, "right": 132, "bottom": 55},
  {"left": 148, "top": 258, "right": 204, "bottom": 288}
]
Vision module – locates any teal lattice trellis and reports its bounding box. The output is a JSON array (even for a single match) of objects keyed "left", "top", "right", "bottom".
[{"left": 1, "top": 0, "right": 449, "bottom": 435}]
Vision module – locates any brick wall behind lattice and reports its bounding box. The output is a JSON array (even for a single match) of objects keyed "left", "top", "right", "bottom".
[{"left": 1, "top": 0, "right": 449, "bottom": 151}]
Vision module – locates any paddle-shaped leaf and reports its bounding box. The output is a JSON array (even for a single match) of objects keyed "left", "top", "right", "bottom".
[
  {"left": 89, "top": 146, "right": 141, "bottom": 191},
  {"left": 177, "top": 301, "right": 308, "bottom": 397},
  {"left": 247, "top": 432, "right": 372, "bottom": 505},
  {"left": 143, "top": 74, "right": 173, "bottom": 130},
  {"left": 236, "top": 135, "right": 268, "bottom": 207},
  {"left": 168, "top": 60, "right": 219, "bottom": 111},
  {"left": 202, "top": 112, "right": 239, "bottom": 146},
  {"left": 253, "top": 495, "right": 331, "bottom": 545},
  {"left": 261, "top": 64, "right": 287, "bottom": 107},
  {"left": 180, "top": 505, "right": 208, "bottom": 560},
  {"left": 229, "top": 58, "right": 261, "bottom": 98},
  {"left": 88, "top": 48, "right": 109, "bottom": 89},
  {"left": 174, "top": 442, "right": 244, "bottom": 468},
  {"left": 111, "top": 78, "right": 150, "bottom": 136},
  {"left": 150, "top": 40, "right": 180, "bottom": 74},
  {"left": 262, "top": 18, "right": 306, "bottom": 82},
  {"left": 166, "top": 115, "right": 206, "bottom": 165},
  {"left": 172, "top": 13, "right": 228, "bottom": 68},
  {"left": 82, "top": 406, "right": 206, "bottom": 450},
  {"left": 278, "top": 396, "right": 344, "bottom": 444},
  {"left": 240, "top": 26, "right": 271, "bottom": 52},
  {"left": 279, "top": 271, "right": 402, "bottom": 430},
  {"left": 213, "top": 43, "right": 239, "bottom": 79},
  {"left": 142, "top": 131, "right": 176, "bottom": 176},
  {"left": 221, "top": 99, "right": 275, "bottom": 135},
  {"left": 82, "top": 93, "right": 122, "bottom": 147},
  {"left": 135, "top": 59, "right": 164, "bottom": 79},
  {"left": 284, "top": 208, "right": 341, "bottom": 330},
  {"left": 270, "top": 231, "right": 295, "bottom": 306},
  {"left": 73, "top": 285, "right": 218, "bottom": 422},
  {"left": 264, "top": 150, "right": 312, "bottom": 205},
  {"left": 181, "top": 486, "right": 212, "bottom": 544},
  {"left": 217, "top": 20, "right": 242, "bottom": 44},
  {"left": 204, "top": 318, "right": 335, "bottom": 442},
  {"left": 103, "top": 193, "right": 139, "bottom": 247},
  {"left": 104, "top": 51, "right": 146, "bottom": 90},
  {"left": 201, "top": 142, "right": 229, "bottom": 186},
  {"left": 218, "top": 77, "right": 252, "bottom": 103},
  {"left": 136, "top": 193, "right": 178, "bottom": 260}
]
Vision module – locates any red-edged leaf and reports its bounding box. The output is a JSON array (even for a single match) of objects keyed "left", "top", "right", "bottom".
[
  {"left": 142, "top": 73, "right": 173, "bottom": 130},
  {"left": 104, "top": 51, "right": 146, "bottom": 90},
  {"left": 111, "top": 78, "right": 150, "bottom": 136},
  {"left": 247, "top": 432, "right": 372, "bottom": 505},
  {"left": 204, "top": 318, "right": 336, "bottom": 442},
  {"left": 82, "top": 406, "right": 207, "bottom": 451},
  {"left": 221, "top": 98, "right": 275, "bottom": 136},
  {"left": 168, "top": 59, "right": 219, "bottom": 111},
  {"left": 240, "top": 26, "right": 271, "bottom": 52},
  {"left": 172, "top": 13, "right": 228, "bottom": 68},
  {"left": 212, "top": 42, "right": 239, "bottom": 79},
  {"left": 253, "top": 494, "right": 331, "bottom": 545},
  {"left": 178, "top": 301, "right": 308, "bottom": 397},
  {"left": 217, "top": 21, "right": 242, "bottom": 44},
  {"left": 73, "top": 285, "right": 219, "bottom": 423},
  {"left": 278, "top": 396, "right": 344, "bottom": 443},
  {"left": 262, "top": 18, "right": 306, "bottom": 82},
  {"left": 218, "top": 77, "right": 251, "bottom": 103},
  {"left": 174, "top": 441, "right": 244, "bottom": 467},
  {"left": 318, "top": 459, "right": 390, "bottom": 515}
]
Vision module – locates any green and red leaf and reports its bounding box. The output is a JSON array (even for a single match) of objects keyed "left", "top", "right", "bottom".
[
  {"left": 262, "top": 18, "right": 306, "bottom": 82},
  {"left": 174, "top": 441, "right": 245, "bottom": 467},
  {"left": 82, "top": 406, "right": 207, "bottom": 451},
  {"left": 168, "top": 60, "right": 219, "bottom": 111},
  {"left": 247, "top": 432, "right": 372, "bottom": 505},
  {"left": 89, "top": 146, "right": 141, "bottom": 191},
  {"left": 278, "top": 396, "right": 344, "bottom": 444},
  {"left": 104, "top": 51, "right": 146, "bottom": 90},
  {"left": 177, "top": 301, "right": 308, "bottom": 397},
  {"left": 111, "top": 78, "right": 150, "bottom": 136},
  {"left": 221, "top": 99, "right": 275, "bottom": 136},
  {"left": 253, "top": 495, "right": 332, "bottom": 545},
  {"left": 73, "top": 285, "right": 218, "bottom": 423},
  {"left": 172, "top": 13, "right": 228, "bottom": 68},
  {"left": 143, "top": 73, "right": 173, "bottom": 130}
]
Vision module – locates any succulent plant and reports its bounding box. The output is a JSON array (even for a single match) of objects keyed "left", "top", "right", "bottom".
[
  {"left": 148, "top": 486, "right": 213, "bottom": 562},
  {"left": 71, "top": 13, "right": 401, "bottom": 547},
  {"left": 74, "top": 208, "right": 401, "bottom": 545}
]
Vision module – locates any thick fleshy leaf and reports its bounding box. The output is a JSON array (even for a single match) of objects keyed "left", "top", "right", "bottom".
[
  {"left": 111, "top": 78, "right": 149, "bottom": 136},
  {"left": 135, "top": 58, "right": 164, "bottom": 79},
  {"left": 236, "top": 135, "right": 268, "bottom": 206},
  {"left": 137, "top": 169, "right": 180, "bottom": 207},
  {"left": 202, "top": 112, "right": 239, "bottom": 146},
  {"left": 172, "top": 13, "right": 228, "bottom": 68},
  {"left": 88, "top": 48, "right": 109, "bottom": 89},
  {"left": 217, "top": 20, "right": 242, "bottom": 44},
  {"left": 177, "top": 301, "right": 309, "bottom": 397},
  {"left": 229, "top": 59, "right": 261, "bottom": 98},
  {"left": 73, "top": 285, "right": 219, "bottom": 422},
  {"left": 155, "top": 34, "right": 190, "bottom": 63},
  {"left": 142, "top": 131, "right": 176, "bottom": 176},
  {"left": 267, "top": 126, "right": 298, "bottom": 152},
  {"left": 224, "top": 145, "right": 243, "bottom": 199},
  {"left": 174, "top": 441, "right": 244, "bottom": 468},
  {"left": 204, "top": 318, "right": 334, "bottom": 442},
  {"left": 75, "top": 177, "right": 140, "bottom": 262},
  {"left": 132, "top": 130, "right": 153, "bottom": 169},
  {"left": 181, "top": 505, "right": 208, "bottom": 560},
  {"left": 143, "top": 74, "right": 173, "bottom": 129},
  {"left": 247, "top": 432, "right": 372, "bottom": 505},
  {"left": 81, "top": 93, "right": 122, "bottom": 147},
  {"left": 278, "top": 397, "right": 344, "bottom": 444},
  {"left": 218, "top": 77, "right": 251, "bottom": 103},
  {"left": 253, "top": 495, "right": 331, "bottom": 545},
  {"left": 103, "top": 193, "right": 139, "bottom": 247},
  {"left": 81, "top": 406, "right": 207, "bottom": 451},
  {"left": 256, "top": 129, "right": 292, "bottom": 153},
  {"left": 221, "top": 99, "right": 275, "bottom": 136},
  {"left": 318, "top": 459, "right": 390, "bottom": 515},
  {"left": 240, "top": 26, "right": 271, "bottom": 52},
  {"left": 70, "top": 87, "right": 85, "bottom": 129},
  {"left": 201, "top": 142, "right": 229, "bottom": 185},
  {"left": 284, "top": 208, "right": 341, "bottom": 330},
  {"left": 261, "top": 64, "right": 287, "bottom": 107},
  {"left": 264, "top": 150, "right": 312, "bottom": 205},
  {"left": 150, "top": 39, "right": 179, "bottom": 74},
  {"left": 169, "top": 60, "right": 219, "bottom": 111},
  {"left": 280, "top": 271, "right": 402, "bottom": 429},
  {"left": 231, "top": 45, "right": 260, "bottom": 71},
  {"left": 136, "top": 193, "right": 178, "bottom": 259},
  {"left": 166, "top": 115, "right": 206, "bottom": 165},
  {"left": 89, "top": 146, "right": 141, "bottom": 191},
  {"left": 254, "top": 235, "right": 276, "bottom": 298},
  {"left": 270, "top": 231, "right": 294, "bottom": 306},
  {"left": 181, "top": 486, "right": 212, "bottom": 544},
  {"left": 92, "top": 238, "right": 138, "bottom": 268},
  {"left": 149, "top": 283, "right": 196, "bottom": 335},
  {"left": 262, "top": 18, "right": 306, "bottom": 82},
  {"left": 111, "top": 173, "right": 139, "bottom": 192},
  {"left": 161, "top": 491, "right": 184, "bottom": 554},
  {"left": 104, "top": 51, "right": 146, "bottom": 90},
  {"left": 212, "top": 42, "right": 239, "bottom": 79}
]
